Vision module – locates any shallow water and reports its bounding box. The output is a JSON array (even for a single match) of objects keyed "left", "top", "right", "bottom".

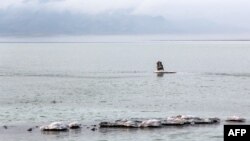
[{"left": 0, "top": 39, "right": 250, "bottom": 140}]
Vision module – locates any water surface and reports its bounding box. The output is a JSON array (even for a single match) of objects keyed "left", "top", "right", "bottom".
[{"left": 0, "top": 39, "right": 250, "bottom": 141}]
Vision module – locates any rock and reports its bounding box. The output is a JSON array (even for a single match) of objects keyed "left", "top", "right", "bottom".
[
  {"left": 208, "top": 117, "right": 220, "bottom": 123},
  {"left": 99, "top": 120, "right": 139, "bottom": 128},
  {"left": 162, "top": 118, "right": 187, "bottom": 126},
  {"left": 99, "top": 122, "right": 115, "bottom": 128},
  {"left": 175, "top": 115, "right": 202, "bottom": 120},
  {"left": 189, "top": 118, "right": 220, "bottom": 125},
  {"left": 117, "top": 120, "right": 139, "bottom": 127},
  {"left": 27, "top": 128, "right": 32, "bottom": 132},
  {"left": 99, "top": 115, "right": 221, "bottom": 128},
  {"left": 68, "top": 122, "right": 81, "bottom": 129},
  {"left": 91, "top": 128, "right": 96, "bottom": 131},
  {"left": 163, "top": 115, "right": 220, "bottom": 125},
  {"left": 3, "top": 125, "right": 8, "bottom": 129},
  {"left": 139, "top": 119, "right": 161, "bottom": 128},
  {"left": 100, "top": 119, "right": 161, "bottom": 128},
  {"left": 226, "top": 116, "right": 246, "bottom": 122},
  {"left": 40, "top": 122, "right": 68, "bottom": 131}
]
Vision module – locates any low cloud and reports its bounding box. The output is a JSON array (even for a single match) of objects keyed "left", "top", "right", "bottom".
[{"left": 0, "top": 0, "right": 250, "bottom": 36}]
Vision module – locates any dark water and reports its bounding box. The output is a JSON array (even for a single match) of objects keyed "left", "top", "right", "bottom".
[{"left": 0, "top": 39, "right": 250, "bottom": 141}]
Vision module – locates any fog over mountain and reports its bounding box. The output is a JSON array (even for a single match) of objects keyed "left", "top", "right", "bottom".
[{"left": 0, "top": 0, "right": 250, "bottom": 36}]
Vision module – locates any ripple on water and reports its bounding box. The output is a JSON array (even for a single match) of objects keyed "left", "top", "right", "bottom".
[{"left": 153, "top": 139, "right": 165, "bottom": 141}]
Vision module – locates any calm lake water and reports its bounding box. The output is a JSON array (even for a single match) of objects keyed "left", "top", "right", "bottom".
[{"left": 0, "top": 38, "right": 250, "bottom": 141}]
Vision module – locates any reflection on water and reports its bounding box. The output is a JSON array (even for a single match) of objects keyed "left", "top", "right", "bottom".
[
  {"left": 156, "top": 73, "right": 164, "bottom": 77},
  {"left": 41, "top": 130, "right": 69, "bottom": 135}
]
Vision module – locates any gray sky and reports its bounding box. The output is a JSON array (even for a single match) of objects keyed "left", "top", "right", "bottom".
[{"left": 1, "top": 0, "right": 250, "bottom": 36}]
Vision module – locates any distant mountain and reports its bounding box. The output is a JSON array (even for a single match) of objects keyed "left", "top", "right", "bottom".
[
  {"left": 0, "top": 9, "right": 171, "bottom": 36},
  {"left": 0, "top": 8, "right": 246, "bottom": 36}
]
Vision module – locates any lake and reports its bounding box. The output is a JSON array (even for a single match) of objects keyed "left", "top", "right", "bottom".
[{"left": 0, "top": 37, "right": 250, "bottom": 141}]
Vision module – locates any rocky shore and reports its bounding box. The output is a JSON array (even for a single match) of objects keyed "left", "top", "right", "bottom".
[{"left": 2, "top": 115, "right": 246, "bottom": 133}]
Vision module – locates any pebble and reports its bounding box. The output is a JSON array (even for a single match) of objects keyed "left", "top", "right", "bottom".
[
  {"left": 68, "top": 122, "right": 81, "bottom": 129},
  {"left": 51, "top": 100, "right": 56, "bottom": 104},
  {"left": 27, "top": 128, "right": 32, "bottom": 132}
]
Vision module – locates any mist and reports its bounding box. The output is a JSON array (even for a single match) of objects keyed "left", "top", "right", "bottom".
[{"left": 0, "top": 0, "right": 250, "bottom": 37}]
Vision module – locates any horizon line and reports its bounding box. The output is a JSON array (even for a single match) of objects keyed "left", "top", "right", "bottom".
[{"left": 1, "top": 39, "right": 250, "bottom": 43}]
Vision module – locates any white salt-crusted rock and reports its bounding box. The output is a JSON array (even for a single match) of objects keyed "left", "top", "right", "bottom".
[
  {"left": 139, "top": 119, "right": 161, "bottom": 127},
  {"left": 40, "top": 122, "right": 68, "bottom": 131},
  {"left": 164, "top": 115, "right": 220, "bottom": 125},
  {"left": 68, "top": 121, "right": 81, "bottom": 129},
  {"left": 177, "top": 115, "right": 201, "bottom": 120},
  {"left": 226, "top": 116, "right": 246, "bottom": 122},
  {"left": 122, "top": 120, "right": 138, "bottom": 127},
  {"left": 99, "top": 119, "right": 139, "bottom": 128},
  {"left": 164, "top": 117, "right": 187, "bottom": 125},
  {"left": 116, "top": 119, "right": 139, "bottom": 127}
]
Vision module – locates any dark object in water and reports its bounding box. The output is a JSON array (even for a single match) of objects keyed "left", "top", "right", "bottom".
[
  {"left": 3, "top": 125, "right": 8, "bottom": 129},
  {"left": 226, "top": 116, "right": 246, "bottom": 122},
  {"left": 51, "top": 100, "right": 56, "bottom": 104},
  {"left": 27, "top": 128, "right": 32, "bottom": 132},
  {"left": 154, "top": 61, "right": 176, "bottom": 74},
  {"left": 91, "top": 128, "right": 96, "bottom": 131},
  {"left": 69, "top": 126, "right": 80, "bottom": 129},
  {"left": 157, "top": 61, "right": 164, "bottom": 71}
]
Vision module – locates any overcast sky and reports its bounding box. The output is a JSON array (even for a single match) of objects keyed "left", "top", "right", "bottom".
[{"left": 0, "top": 0, "right": 250, "bottom": 36}]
